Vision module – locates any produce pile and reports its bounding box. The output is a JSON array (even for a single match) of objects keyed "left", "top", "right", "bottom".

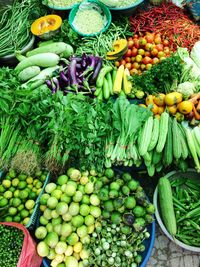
[
  {"left": 0, "top": 223, "right": 24, "bottom": 266},
  {"left": 0, "top": 0, "right": 200, "bottom": 265},
  {"left": 35, "top": 168, "right": 155, "bottom": 266}
]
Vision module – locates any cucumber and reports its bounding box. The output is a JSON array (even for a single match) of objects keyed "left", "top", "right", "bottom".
[
  {"left": 148, "top": 118, "right": 160, "bottom": 151},
  {"left": 138, "top": 116, "right": 154, "bottom": 156},
  {"left": 158, "top": 176, "right": 177, "bottom": 237},
  {"left": 22, "top": 66, "right": 59, "bottom": 89},
  {"left": 105, "top": 72, "right": 113, "bottom": 95},
  {"left": 103, "top": 78, "right": 110, "bottom": 100},
  {"left": 26, "top": 42, "right": 74, "bottom": 58},
  {"left": 18, "top": 66, "right": 41, "bottom": 82},
  {"left": 15, "top": 53, "right": 60, "bottom": 72},
  {"left": 172, "top": 118, "right": 182, "bottom": 160},
  {"left": 156, "top": 112, "right": 169, "bottom": 153},
  {"left": 163, "top": 118, "right": 173, "bottom": 166}
]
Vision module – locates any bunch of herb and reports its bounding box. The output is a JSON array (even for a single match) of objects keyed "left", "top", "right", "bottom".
[
  {"left": 105, "top": 96, "right": 152, "bottom": 167},
  {"left": 131, "top": 54, "right": 183, "bottom": 94}
]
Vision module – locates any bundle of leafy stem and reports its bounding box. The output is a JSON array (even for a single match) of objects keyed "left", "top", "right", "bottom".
[
  {"left": 52, "top": 16, "right": 132, "bottom": 60},
  {"left": 44, "top": 92, "right": 113, "bottom": 173},
  {"left": 105, "top": 96, "right": 152, "bottom": 168},
  {"left": 130, "top": 54, "right": 183, "bottom": 94}
]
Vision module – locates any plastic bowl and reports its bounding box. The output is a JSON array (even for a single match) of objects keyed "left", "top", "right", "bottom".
[
  {"left": 69, "top": 0, "right": 112, "bottom": 37},
  {"left": 0, "top": 35, "right": 35, "bottom": 66},
  {"left": 109, "top": 0, "right": 145, "bottom": 15},
  {"left": 42, "top": 0, "right": 82, "bottom": 10},
  {"left": 153, "top": 169, "right": 200, "bottom": 253}
]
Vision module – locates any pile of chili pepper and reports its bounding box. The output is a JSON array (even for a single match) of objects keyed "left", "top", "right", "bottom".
[{"left": 130, "top": 2, "right": 200, "bottom": 51}]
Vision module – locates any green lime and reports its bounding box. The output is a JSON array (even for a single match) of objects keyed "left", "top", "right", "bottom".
[
  {"left": 20, "top": 190, "right": 29, "bottom": 200},
  {"left": 0, "top": 197, "right": 8, "bottom": 207},
  {"left": 128, "top": 180, "right": 139, "bottom": 191},
  {"left": 33, "top": 179, "right": 39, "bottom": 186},
  {"left": 18, "top": 181, "right": 27, "bottom": 189},
  {"left": 102, "top": 210, "right": 110, "bottom": 219},
  {"left": 60, "top": 194, "right": 71, "bottom": 204},
  {"left": 81, "top": 195, "right": 90, "bottom": 205},
  {"left": 32, "top": 187, "right": 37, "bottom": 193},
  {"left": 9, "top": 169, "right": 16, "bottom": 178},
  {"left": 9, "top": 186, "right": 15, "bottom": 193},
  {"left": 9, "top": 207, "right": 17, "bottom": 216},
  {"left": 14, "top": 189, "right": 20, "bottom": 198},
  {"left": 20, "top": 209, "right": 29, "bottom": 218},
  {"left": 25, "top": 187, "right": 31, "bottom": 194},
  {"left": 36, "top": 171, "right": 42, "bottom": 177},
  {"left": 36, "top": 181, "right": 42, "bottom": 189},
  {"left": 23, "top": 217, "right": 30, "bottom": 225},
  {"left": 40, "top": 205, "right": 46, "bottom": 212},
  {"left": 111, "top": 212, "right": 121, "bottom": 225},
  {"left": 18, "top": 204, "right": 24, "bottom": 211},
  {"left": 40, "top": 174, "right": 46, "bottom": 182},
  {"left": 51, "top": 189, "right": 62, "bottom": 199},
  {"left": 12, "top": 198, "right": 21, "bottom": 207},
  {"left": 29, "top": 191, "right": 37, "bottom": 200},
  {"left": 71, "top": 215, "right": 84, "bottom": 228},
  {"left": 122, "top": 185, "right": 130, "bottom": 195},
  {"left": 26, "top": 176, "right": 33, "bottom": 184},
  {"left": 57, "top": 175, "right": 68, "bottom": 186},
  {"left": 104, "top": 200, "right": 114, "bottom": 212},
  {"left": 80, "top": 204, "right": 90, "bottom": 216},
  {"left": 12, "top": 178, "right": 19, "bottom": 187},
  {"left": 47, "top": 197, "right": 58, "bottom": 209},
  {"left": 2, "top": 180, "right": 11, "bottom": 189},
  {"left": 13, "top": 215, "right": 21, "bottom": 222},
  {"left": 25, "top": 200, "right": 35, "bottom": 210},
  {"left": 124, "top": 196, "right": 136, "bottom": 209},
  {"left": 27, "top": 184, "right": 33, "bottom": 189},
  {"left": 110, "top": 182, "right": 120, "bottom": 191},
  {"left": 5, "top": 175, "right": 11, "bottom": 180},
  {"left": 40, "top": 215, "right": 49, "bottom": 225},
  {"left": 18, "top": 174, "right": 27, "bottom": 181},
  {"left": 40, "top": 193, "right": 50, "bottom": 205},
  {"left": 4, "top": 216, "right": 12, "bottom": 222},
  {"left": 0, "top": 185, "right": 6, "bottom": 193},
  {"left": 4, "top": 191, "right": 13, "bottom": 199}
]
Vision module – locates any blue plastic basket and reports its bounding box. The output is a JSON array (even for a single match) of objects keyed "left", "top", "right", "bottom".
[{"left": 0, "top": 170, "right": 50, "bottom": 230}]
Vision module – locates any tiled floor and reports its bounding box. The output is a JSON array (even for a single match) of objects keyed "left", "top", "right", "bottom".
[{"left": 147, "top": 228, "right": 200, "bottom": 267}]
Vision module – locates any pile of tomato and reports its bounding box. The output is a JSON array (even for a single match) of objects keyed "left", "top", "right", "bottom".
[{"left": 115, "top": 32, "right": 172, "bottom": 75}]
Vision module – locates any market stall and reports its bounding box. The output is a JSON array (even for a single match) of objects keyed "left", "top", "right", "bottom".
[{"left": 0, "top": 0, "right": 199, "bottom": 266}]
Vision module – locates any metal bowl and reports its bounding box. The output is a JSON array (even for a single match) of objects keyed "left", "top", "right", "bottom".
[
  {"left": 153, "top": 169, "right": 200, "bottom": 253},
  {"left": 0, "top": 35, "right": 35, "bottom": 66}
]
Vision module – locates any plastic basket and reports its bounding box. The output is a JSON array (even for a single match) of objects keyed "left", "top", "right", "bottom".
[
  {"left": 0, "top": 171, "right": 50, "bottom": 230},
  {"left": 68, "top": 0, "right": 112, "bottom": 37}
]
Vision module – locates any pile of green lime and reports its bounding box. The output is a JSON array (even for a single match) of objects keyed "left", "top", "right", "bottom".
[{"left": 0, "top": 169, "right": 47, "bottom": 225}]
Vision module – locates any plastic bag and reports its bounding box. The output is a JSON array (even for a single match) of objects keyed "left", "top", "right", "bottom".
[{"left": 0, "top": 222, "right": 42, "bottom": 267}]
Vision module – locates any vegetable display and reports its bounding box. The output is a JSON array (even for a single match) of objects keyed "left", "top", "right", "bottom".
[{"left": 0, "top": 223, "right": 24, "bottom": 267}]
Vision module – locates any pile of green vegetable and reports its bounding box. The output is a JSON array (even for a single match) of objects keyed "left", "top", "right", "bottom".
[
  {"left": 0, "top": 223, "right": 24, "bottom": 267},
  {"left": 0, "top": 169, "right": 47, "bottom": 226},
  {"left": 158, "top": 175, "right": 200, "bottom": 247}
]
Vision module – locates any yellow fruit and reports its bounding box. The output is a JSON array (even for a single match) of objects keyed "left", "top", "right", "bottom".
[
  {"left": 177, "top": 101, "right": 193, "bottom": 114},
  {"left": 165, "top": 92, "right": 182, "bottom": 106},
  {"left": 154, "top": 93, "right": 165, "bottom": 106},
  {"left": 145, "top": 95, "right": 155, "bottom": 106},
  {"left": 138, "top": 104, "right": 147, "bottom": 108},
  {"left": 167, "top": 105, "right": 177, "bottom": 115},
  {"left": 157, "top": 106, "right": 165, "bottom": 115}
]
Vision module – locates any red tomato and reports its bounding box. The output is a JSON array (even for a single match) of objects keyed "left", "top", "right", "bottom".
[
  {"left": 128, "top": 40, "right": 134, "bottom": 49},
  {"left": 131, "top": 47, "right": 138, "bottom": 57},
  {"left": 144, "top": 51, "right": 151, "bottom": 57},
  {"left": 139, "top": 38, "right": 147, "bottom": 47},
  {"left": 131, "top": 57, "right": 136, "bottom": 62},
  {"left": 145, "top": 43, "right": 153, "bottom": 51},
  {"left": 151, "top": 48, "right": 158, "bottom": 57},
  {"left": 135, "top": 55, "right": 142, "bottom": 63},
  {"left": 134, "top": 39, "right": 140, "bottom": 48},
  {"left": 145, "top": 34, "right": 154, "bottom": 43},
  {"left": 132, "top": 62, "right": 140, "bottom": 69},
  {"left": 124, "top": 49, "right": 132, "bottom": 57},
  {"left": 142, "top": 56, "right": 152, "bottom": 65},
  {"left": 130, "top": 68, "right": 138, "bottom": 75},
  {"left": 125, "top": 63, "right": 132, "bottom": 70},
  {"left": 146, "top": 63, "right": 153, "bottom": 70},
  {"left": 128, "top": 37, "right": 133, "bottom": 41},
  {"left": 158, "top": 51, "right": 165, "bottom": 58},
  {"left": 120, "top": 59, "right": 126, "bottom": 66},
  {"left": 115, "top": 61, "right": 120, "bottom": 67},
  {"left": 163, "top": 39, "right": 169, "bottom": 46},
  {"left": 140, "top": 64, "right": 146, "bottom": 70},
  {"left": 138, "top": 49, "right": 145, "bottom": 56},
  {"left": 125, "top": 57, "right": 131, "bottom": 63},
  {"left": 154, "top": 36, "right": 162, "bottom": 44},
  {"left": 163, "top": 47, "right": 170, "bottom": 55},
  {"left": 152, "top": 57, "right": 159, "bottom": 65},
  {"left": 155, "top": 44, "right": 164, "bottom": 51},
  {"left": 133, "top": 34, "right": 139, "bottom": 38}
]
